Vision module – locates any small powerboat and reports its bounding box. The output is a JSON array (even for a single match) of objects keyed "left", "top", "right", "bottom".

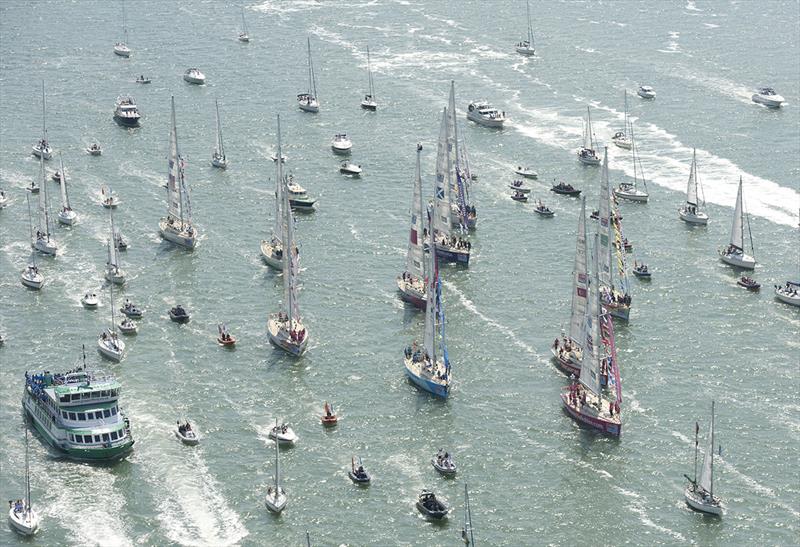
[
  {"left": 269, "top": 422, "right": 299, "bottom": 445},
  {"left": 431, "top": 449, "right": 457, "bottom": 476},
  {"left": 339, "top": 161, "right": 362, "bottom": 176},
  {"left": 51, "top": 171, "right": 63, "bottom": 183},
  {"left": 217, "top": 323, "right": 236, "bottom": 346},
  {"left": 135, "top": 75, "right": 151, "bottom": 84},
  {"left": 20, "top": 264, "right": 44, "bottom": 290},
  {"left": 120, "top": 300, "right": 143, "bottom": 318},
  {"left": 101, "top": 186, "right": 120, "bottom": 208},
  {"left": 81, "top": 292, "right": 100, "bottom": 308},
  {"left": 169, "top": 305, "right": 190, "bottom": 323},
  {"left": 632, "top": 263, "right": 651, "bottom": 279},
  {"left": 86, "top": 143, "right": 102, "bottom": 156},
  {"left": 751, "top": 87, "right": 784, "bottom": 108},
  {"left": 118, "top": 318, "right": 138, "bottom": 335},
  {"left": 348, "top": 456, "right": 371, "bottom": 484},
  {"left": 331, "top": 133, "right": 353, "bottom": 154},
  {"left": 511, "top": 190, "right": 528, "bottom": 202},
  {"left": 176, "top": 420, "right": 199, "bottom": 445},
  {"left": 286, "top": 176, "right": 317, "bottom": 210},
  {"left": 637, "top": 85, "right": 656, "bottom": 99},
  {"left": 551, "top": 182, "right": 581, "bottom": 196},
  {"left": 509, "top": 180, "right": 531, "bottom": 193},
  {"left": 416, "top": 490, "right": 449, "bottom": 519},
  {"left": 114, "top": 232, "right": 128, "bottom": 251},
  {"left": 183, "top": 68, "right": 206, "bottom": 85},
  {"left": 513, "top": 166, "right": 538, "bottom": 179},
  {"left": 321, "top": 402, "right": 338, "bottom": 426},
  {"left": 534, "top": 200, "right": 554, "bottom": 217},
  {"left": 27, "top": 181, "right": 40, "bottom": 194},
  {"left": 737, "top": 276, "right": 760, "bottom": 291}
]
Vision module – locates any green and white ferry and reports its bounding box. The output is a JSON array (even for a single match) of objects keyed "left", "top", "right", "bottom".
[{"left": 23, "top": 367, "right": 134, "bottom": 461}]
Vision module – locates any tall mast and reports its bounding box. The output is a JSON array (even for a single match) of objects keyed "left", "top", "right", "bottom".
[
  {"left": 58, "top": 153, "right": 70, "bottom": 210},
  {"left": 25, "top": 428, "right": 31, "bottom": 511},
  {"left": 26, "top": 194, "right": 34, "bottom": 244},
  {"left": 41, "top": 81, "right": 47, "bottom": 144},
  {"left": 693, "top": 420, "right": 699, "bottom": 485},
  {"left": 424, "top": 205, "right": 438, "bottom": 364},
  {"left": 710, "top": 400, "right": 715, "bottom": 496},
  {"left": 274, "top": 420, "right": 281, "bottom": 492},
  {"left": 366, "top": 45, "right": 374, "bottom": 99},
  {"left": 110, "top": 280, "right": 117, "bottom": 334},
  {"left": 526, "top": 0, "right": 534, "bottom": 47},
  {"left": 39, "top": 154, "right": 53, "bottom": 240},
  {"left": 215, "top": 98, "right": 224, "bottom": 157},
  {"left": 623, "top": 90, "right": 628, "bottom": 135},
  {"left": 307, "top": 38, "right": 317, "bottom": 99}
]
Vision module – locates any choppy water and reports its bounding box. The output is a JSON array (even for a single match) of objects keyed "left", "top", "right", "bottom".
[{"left": 1, "top": 1, "right": 799, "bottom": 545}]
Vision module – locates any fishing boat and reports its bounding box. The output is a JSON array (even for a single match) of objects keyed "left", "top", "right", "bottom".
[
  {"left": 321, "top": 402, "right": 338, "bottom": 426},
  {"left": 32, "top": 82, "right": 52, "bottom": 160},
  {"left": 509, "top": 179, "right": 532, "bottom": 193},
  {"left": 118, "top": 317, "right": 137, "bottom": 335},
  {"left": 551, "top": 181, "right": 581, "bottom": 196},
  {"left": 637, "top": 85, "right": 656, "bottom": 99},
  {"left": 403, "top": 206, "right": 451, "bottom": 398},
  {"left": 135, "top": 75, "right": 151, "bottom": 84},
  {"left": 461, "top": 484, "right": 475, "bottom": 545},
  {"left": 632, "top": 262, "right": 652, "bottom": 279},
  {"left": 238, "top": 7, "right": 250, "bottom": 42},
  {"left": 113, "top": 96, "right": 141, "bottom": 127},
  {"left": 268, "top": 122, "right": 310, "bottom": 357},
  {"left": 348, "top": 456, "right": 371, "bottom": 484},
  {"left": 339, "top": 161, "right": 362, "bottom": 176},
  {"left": 183, "top": 68, "right": 206, "bottom": 85},
  {"left": 360, "top": 45, "right": 377, "bottom": 110},
  {"left": 416, "top": 490, "right": 449, "bottom": 520},
  {"left": 159, "top": 97, "right": 198, "bottom": 249},
  {"left": 679, "top": 149, "right": 709, "bottom": 224},
  {"left": 268, "top": 422, "right": 299, "bottom": 445},
  {"left": 751, "top": 87, "right": 784, "bottom": 108},
  {"left": 105, "top": 226, "right": 126, "bottom": 285},
  {"left": 298, "top": 38, "right": 320, "bottom": 113},
  {"left": 466, "top": 100, "right": 506, "bottom": 128},
  {"left": 719, "top": 177, "right": 756, "bottom": 269},
  {"left": 331, "top": 133, "right": 352, "bottom": 154},
  {"left": 613, "top": 123, "right": 649, "bottom": 202},
  {"left": 30, "top": 157, "right": 58, "bottom": 256},
  {"left": 534, "top": 199, "right": 554, "bottom": 216},
  {"left": 286, "top": 175, "right": 317, "bottom": 210},
  {"left": 98, "top": 284, "right": 125, "bottom": 362},
  {"left": 515, "top": 0, "right": 536, "bottom": 55},
  {"left": 684, "top": 402, "right": 724, "bottom": 516},
  {"left": 113, "top": 0, "right": 131, "bottom": 57},
  {"left": 612, "top": 90, "right": 633, "bottom": 150},
  {"left": 56, "top": 155, "right": 78, "bottom": 225},
  {"left": 511, "top": 191, "right": 528, "bottom": 202},
  {"left": 551, "top": 198, "right": 589, "bottom": 377},
  {"left": 774, "top": 281, "right": 800, "bottom": 307},
  {"left": 168, "top": 305, "right": 190, "bottom": 323},
  {"left": 81, "top": 292, "right": 99, "bottom": 308},
  {"left": 431, "top": 449, "right": 457, "bottom": 476},
  {"left": 513, "top": 166, "right": 538, "bottom": 179},
  {"left": 175, "top": 419, "right": 199, "bottom": 445},
  {"left": 23, "top": 355, "right": 135, "bottom": 460},
  {"left": 577, "top": 107, "right": 601, "bottom": 165},
  {"left": 397, "top": 144, "right": 428, "bottom": 309},
  {"left": 211, "top": 98, "right": 228, "bottom": 168},
  {"left": 101, "top": 185, "right": 120, "bottom": 208},
  {"left": 737, "top": 276, "right": 760, "bottom": 291},
  {"left": 217, "top": 323, "right": 236, "bottom": 346},
  {"left": 20, "top": 260, "right": 44, "bottom": 290},
  {"left": 8, "top": 430, "right": 41, "bottom": 536},
  {"left": 120, "top": 299, "right": 143, "bottom": 318},
  {"left": 265, "top": 420, "right": 288, "bottom": 513},
  {"left": 448, "top": 81, "right": 477, "bottom": 231},
  {"left": 261, "top": 118, "right": 294, "bottom": 269},
  {"left": 87, "top": 143, "right": 102, "bottom": 156}
]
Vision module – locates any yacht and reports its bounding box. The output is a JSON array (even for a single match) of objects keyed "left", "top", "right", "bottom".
[
  {"left": 751, "top": 87, "right": 784, "bottom": 108},
  {"left": 637, "top": 85, "right": 656, "bottom": 99},
  {"left": 86, "top": 143, "right": 102, "bottom": 156},
  {"left": 81, "top": 292, "right": 99, "bottom": 308},
  {"left": 183, "top": 68, "right": 206, "bottom": 85},
  {"left": 286, "top": 175, "right": 316, "bottom": 210},
  {"left": 466, "top": 101, "right": 506, "bottom": 128},
  {"left": 113, "top": 96, "right": 141, "bottom": 127},
  {"left": 20, "top": 264, "right": 44, "bottom": 290},
  {"left": 331, "top": 133, "right": 352, "bottom": 154}
]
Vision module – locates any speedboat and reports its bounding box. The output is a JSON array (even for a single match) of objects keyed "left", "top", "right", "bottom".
[
  {"left": 81, "top": 292, "right": 100, "bottom": 308},
  {"left": 321, "top": 402, "right": 338, "bottom": 426},
  {"left": 577, "top": 147, "right": 601, "bottom": 166},
  {"left": 348, "top": 456, "right": 371, "bottom": 484},
  {"left": 551, "top": 182, "right": 581, "bottom": 196},
  {"left": 466, "top": 100, "right": 506, "bottom": 128},
  {"left": 637, "top": 85, "right": 656, "bottom": 99},
  {"left": 612, "top": 130, "right": 632, "bottom": 150},
  {"left": 509, "top": 180, "right": 531, "bottom": 193},
  {"left": 534, "top": 200, "right": 554, "bottom": 217},
  {"left": 513, "top": 166, "right": 538, "bottom": 179},
  {"left": 176, "top": 420, "right": 199, "bottom": 445},
  {"left": 510, "top": 190, "right": 528, "bottom": 202},
  {"left": 86, "top": 143, "right": 102, "bottom": 156},
  {"left": 268, "top": 423, "right": 299, "bottom": 445},
  {"left": 8, "top": 501, "right": 40, "bottom": 537},
  {"left": 431, "top": 450, "right": 457, "bottom": 476},
  {"left": 217, "top": 323, "right": 236, "bottom": 346},
  {"left": 339, "top": 161, "right": 362, "bottom": 176},
  {"left": 416, "top": 490, "right": 449, "bottom": 520},
  {"left": 614, "top": 182, "right": 649, "bottom": 202},
  {"left": 118, "top": 318, "right": 138, "bottom": 334},
  {"left": 52, "top": 171, "right": 63, "bottom": 183},
  {"left": 632, "top": 263, "right": 651, "bottom": 279},
  {"left": 113, "top": 96, "right": 141, "bottom": 127},
  {"left": 32, "top": 139, "right": 52, "bottom": 160},
  {"left": 113, "top": 42, "right": 131, "bottom": 58},
  {"left": 101, "top": 186, "right": 120, "bottom": 208},
  {"left": 20, "top": 264, "right": 44, "bottom": 290},
  {"left": 135, "top": 75, "right": 151, "bottom": 84},
  {"left": 183, "top": 68, "right": 206, "bottom": 85},
  {"left": 737, "top": 276, "right": 760, "bottom": 291},
  {"left": 774, "top": 281, "right": 800, "bottom": 307},
  {"left": 331, "top": 133, "right": 353, "bottom": 154},
  {"left": 120, "top": 300, "right": 143, "bottom": 318},
  {"left": 751, "top": 87, "right": 784, "bottom": 108},
  {"left": 286, "top": 176, "right": 316, "bottom": 210},
  {"left": 169, "top": 305, "right": 190, "bottom": 323},
  {"left": 97, "top": 329, "right": 125, "bottom": 362}
]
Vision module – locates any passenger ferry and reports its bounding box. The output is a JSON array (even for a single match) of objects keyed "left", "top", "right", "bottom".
[{"left": 23, "top": 367, "right": 134, "bottom": 461}]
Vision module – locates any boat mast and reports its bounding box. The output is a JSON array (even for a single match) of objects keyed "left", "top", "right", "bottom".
[
  {"left": 41, "top": 81, "right": 48, "bottom": 145},
  {"left": 424, "top": 205, "right": 438, "bottom": 364},
  {"left": 58, "top": 153, "right": 70, "bottom": 211},
  {"left": 742, "top": 178, "right": 756, "bottom": 258},
  {"left": 366, "top": 45, "right": 374, "bottom": 99},
  {"left": 526, "top": 0, "right": 534, "bottom": 48},
  {"left": 568, "top": 197, "right": 588, "bottom": 345},
  {"left": 710, "top": 400, "right": 715, "bottom": 497},
  {"left": 215, "top": 98, "right": 224, "bottom": 158},
  {"left": 463, "top": 483, "right": 475, "bottom": 545},
  {"left": 586, "top": 107, "right": 595, "bottom": 150},
  {"left": 39, "top": 154, "right": 53, "bottom": 242},
  {"left": 121, "top": 0, "right": 128, "bottom": 44},
  {"left": 274, "top": 420, "right": 281, "bottom": 493},
  {"left": 693, "top": 420, "right": 699, "bottom": 485},
  {"left": 25, "top": 428, "right": 31, "bottom": 512},
  {"left": 406, "top": 143, "right": 425, "bottom": 279},
  {"left": 623, "top": 90, "right": 629, "bottom": 136},
  {"left": 241, "top": 7, "right": 248, "bottom": 35},
  {"left": 110, "top": 280, "right": 117, "bottom": 334},
  {"left": 307, "top": 38, "right": 317, "bottom": 99},
  {"left": 26, "top": 194, "right": 34, "bottom": 246}
]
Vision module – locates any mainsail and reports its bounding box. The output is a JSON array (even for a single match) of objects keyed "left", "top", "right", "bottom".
[
  {"left": 423, "top": 206, "right": 438, "bottom": 363},
  {"left": 698, "top": 402, "right": 715, "bottom": 494},
  {"left": 58, "top": 154, "right": 71, "bottom": 211},
  {"left": 214, "top": 98, "right": 225, "bottom": 159},
  {"left": 686, "top": 149, "right": 699, "bottom": 207},
  {"left": 447, "top": 81, "right": 469, "bottom": 231},
  {"left": 598, "top": 148, "right": 613, "bottom": 288},
  {"left": 405, "top": 144, "right": 426, "bottom": 280},
  {"left": 579, "top": 234, "right": 602, "bottom": 396},
  {"left": 279, "top": 120, "right": 301, "bottom": 327},
  {"left": 569, "top": 197, "right": 589, "bottom": 345},
  {"left": 166, "top": 96, "right": 185, "bottom": 224},
  {"left": 433, "top": 108, "right": 453, "bottom": 238},
  {"left": 729, "top": 178, "right": 744, "bottom": 251}
]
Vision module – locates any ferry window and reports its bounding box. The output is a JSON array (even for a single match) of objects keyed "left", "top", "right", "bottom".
[
  {"left": 110, "top": 431, "right": 118, "bottom": 440},
  {"left": 61, "top": 411, "right": 67, "bottom": 418},
  {"left": 102, "top": 433, "right": 110, "bottom": 442},
  {"left": 92, "top": 391, "right": 100, "bottom": 398},
  {"left": 82, "top": 435, "right": 90, "bottom": 443},
  {"left": 69, "top": 412, "right": 76, "bottom": 420},
  {"left": 71, "top": 394, "right": 79, "bottom": 401},
  {"left": 82, "top": 393, "right": 90, "bottom": 399},
  {"left": 101, "top": 390, "right": 108, "bottom": 397},
  {"left": 68, "top": 434, "right": 74, "bottom": 441},
  {"left": 60, "top": 395, "right": 69, "bottom": 403},
  {"left": 103, "top": 409, "right": 111, "bottom": 418},
  {"left": 94, "top": 435, "right": 101, "bottom": 442},
  {"left": 111, "top": 407, "right": 117, "bottom": 415}
]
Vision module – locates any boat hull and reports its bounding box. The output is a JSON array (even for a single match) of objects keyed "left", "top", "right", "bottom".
[
  {"left": 267, "top": 317, "right": 308, "bottom": 356},
  {"left": 403, "top": 357, "right": 449, "bottom": 398},
  {"left": 183, "top": 75, "right": 205, "bottom": 85},
  {"left": 684, "top": 487, "right": 723, "bottom": 516},
  {"left": 608, "top": 304, "right": 630, "bottom": 322},
  {"left": 260, "top": 241, "right": 283, "bottom": 270},
  {"left": 774, "top": 288, "right": 800, "bottom": 307},
  {"left": 435, "top": 245, "right": 469, "bottom": 265},
  {"left": 105, "top": 270, "right": 125, "bottom": 285},
  {"left": 21, "top": 275, "right": 44, "bottom": 290},
  {"left": 679, "top": 208, "right": 709, "bottom": 225},
  {"left": 613, "top": 187, "right": 649, "bottom": 202},
  {"left": 265, "top": 491, "right": 287, "bottom": 513},
  {"left": 612, "top": 138, "right": 632, "bottom": 150},
  {"left": 113, "top": 45, "right": 131, "bottom": 58},
  {"left": 515, "top": 46, "right": 536, "bottom": 56},
  {"left": 551, "top": 187, "right": 581, "bottom": 196},
  {"left": 211, "top": 156, "right": 228, "bottom": 169},
  {"left": 58, "top": 210, "right": 78, "bottom": 225},
  {"left": 360, "top": 100, "right": 377, "bottom": 111},
  {"left": 719, "top": 251, "right": 756, "bottom": 270},
  {"left": 466, "top": 111, "right": 504, "bottom": 128},
  {"left": 97, "top": 338, "right": 125, "bottom": 362},
  {"left": 33, "top": 239, "right": 57, "bottom": 256},
  {"left": 551, "top": 346, "right": 581, "bottom": 377},
  {"left": 159, "top": 219, "right": 198, "bottom": 249},
  {"left": 8, "top": 508, "right": 40, "bottom": 536},
  {"left": 114, "top": 115, "right": 140, "bottom": 127},
  {"left": 577, "top": 152, "right": 601, "bottom": 166},
  {"left": 298, "top": 101, "right": 319, "bottom": 113},
  {"left": 752, "top": 95, "right": 784, "bottom": 108},
  {"left": 396, "top": 277, "right": 426, "bottom": 309},
  {"left": 560, "top": 392, "right": 621, "bottom": 436}
]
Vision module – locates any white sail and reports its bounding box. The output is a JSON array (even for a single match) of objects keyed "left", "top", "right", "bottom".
[
  {"left": 405, "top": 144, "right": 425, "bottom": 279},
  {"left": 278, "top": 118, "right": 301, "bottom": 326},
  {"left": 569, "top": 198, "right": 589, "bottom": 344},
  {"left": 214, "top": 99, "right": 225, "bottom": 159},
  {"left": 525, "top": 0, "right": 535, "bottom": 48},
  {"left": 433, "top": 107, "right": 453, "bottom": 237},
  {"left": 166, "top": 97, "right": 182, "bottom": 222},
  {"left": 598, "top": 148, "right": 612, "bottom": 288},
  {"left": 307, "top": 38, "right": 318, "bottom": 100},
  {"left": 698, "top": 402, "right": 715, "bottom": 494},
  {"left": 583, "top": 107, "right": 597, "bottom": 150},
  {"left": 729, "top": 178, "right": 744, "bottom": 250},
  {"left": 579, "top": 233, "right": 602, "bottom": 395},
  {"left": 629, "top": 123, "right": 648, "bottom": 193},
  {"left": 58, "top": 154, "right": 70, "bottom": 210},
  {"left": 241, "top": 7, "right": 248, "bottom": 35},
  {"left": 366, "top": 45, "right": 375, "bottom": 100},
  {"left": 447, "top": 81, "right": 470, "bottom": 229},
  {"left": 423, "top": 205, "right": 438, "bottom": 363},
  {"left": 686, "top": 149, "right": 698, "bottom": 206}
]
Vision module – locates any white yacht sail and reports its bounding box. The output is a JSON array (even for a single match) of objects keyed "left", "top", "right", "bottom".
[
  {"left": 720, "top": 177, "right": 755, "bottom": 268},
  {"left": 687, "top": 151, "right": 698, "bottom": 207},
  {"left": 679, "top": 149, "right": 708, "bottom": 223},
  {"left": 212, "top": 98, "right": 227, "bottom": 168},
  {"left": 433, "top": 108, "right": 453, "bottom": 239},
  {"left": 579, "top": 234, "right": 602, "bottom": 396},
  {"left": 423, "top": 209, "right": 438, "bottom": 365},
  {"left": 447, "top": 81, "right": 473, "bottom": 231},
  {"left": 598, "top": 150, "right": 612, "bottom": 289},
  {"left": 729, "top": 180, "right": 744, "bottom": 251},
  {"left": 614, "top": 122, "right": 649, "bottom": 202},
  {"left": 699, "top": 402, "right": 715, "bottom": 495},
  {"left": 159, "top": 96, "right": 197, "bottom": 248},
  {"left": 114, "top": 0, "right": 132, "bottom": 57},
  {"left": 406, "top": 144, "right": 426, "bottom": 280},
  {"left": 261, "top": 124, "right": 287, "bottom": 269},
  {"left": 569, "top": 198, "right": 589, "bottom": 346}
]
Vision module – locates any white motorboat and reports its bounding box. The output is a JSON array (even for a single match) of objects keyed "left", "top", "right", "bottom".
[
  {"left": 118, "top": 318, "right": 137, "bottom": 335},
  {"left": 268, "top": 422, "right": 299, "bottom": 445},
  {"left": 339, "top": 161, "right": 362, "bottom": 176},
  {"left": 265, "top": 420, "right": 288, "bottom": 513},
  {"left": 431, "top": 449, "right": 457, "bottom": 476},
  {"left": 774, "top": 281, "right": 800, "bottom": 307},
  {"left": 466, "top": 100, "right": 506, "bottom": 128},
  {"left": 515, "top": 0, "right": 536, "bottom": 55},
  {"left": 751, "top": 87, "right": 784, "bottom": 108},
  {"left": 176, "top": 420, "right": 199, "bottom": 445},
  {"left": 56, "top": 153, "right": 78, "bottom": 225},
  {"left": 86, "top": 143, "right": 102, "bottom": 156},
  {"left": 20, "top": 263, "right": 44, "bottom": 290},
  {"left": 298, "top": 38, "right": 320, "bottom": 113},
  {"left": 512, "top": 166, "right": 538, "bottom": 179},
  {"left": 719, "top": 177, "right": 756, "bottom": 269},
  {"left": 32, "top": 82, "right": 52, "bottom": 160},
  {"left": 120, "top": 299, "right": 143, "bottom": 318},
  {"left": 211, "top": 98, "right": 228, "bottom": 168},
  {"left": 8, "top": 430, "right": 41, "bottom": 536},
  {"left": 679, "top": 148, "right": 709, "bottom": 225},
  {"left": 81, "top": 292, "right": 99, "bottom": 308},
  {"left": 684, "top": 401, "right": 724, "bottom": 516},
  {"left": 637, "top": 85, "right": 656, "bottom": 99},
  {"left": 508, "top": 180, "right": 531, "bottom": 193},
  {"left": 360, "top": 45, "right": 377, "bottom": 110},
  {"left": 612, "top": 90, "right": 633, "bottom": 149},
  {"left": 238, "top": 7, "right": 250, "bottom": 42},
  {"left": 577, "top": 106, "right": 601, "bottom": 165},
  {"left": 101, "top": 185, "right": 121, "bottom": 208},
  {"left": 113, "top": 96, "right": 141, "bottom": 127},
  {"left": 135, "top": 75, "right": 151, "bottom": 84},
  {"left": 183, "top": 68, "right": 206, "bottom": 85},
  {"left": 331, "top": 133, "right": 352, "bottom": 154}
]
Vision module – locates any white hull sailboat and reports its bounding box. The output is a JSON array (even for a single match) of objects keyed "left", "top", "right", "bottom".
[
  {"left": 396, "top": 143, "right": 427, "bottom": 309},
  {"left": 679, "top": 149, "right": 709, "bottom": 225},
  {"left": 105, "top": 212, "right": 126, "bottom": 285},
  {"left": 612, "top": 91, "right": 632, "bottom": 150},
  {"left": 577, "top": 106, "right": 601, "bottom": 166},
  {"left": 719, "top": 177, "right": 756, "bottom": 269},
  {"left": 98, "top": 283, "right": 126, "bottom": 362},
  {"left": 211, "top": 98, "right": 228, "bottom": 169},
  {"left": 113, "top": 0, "right": 132, "bottom": 57},
  {"left": 684, "top": 401, "right": 724, "bottom": 516},
  {"left": 360, "top": 45, "right": 377, "bottom": 110},
  {"left": 32, "top": 154, "right": 57, "bottom": 256},
  {"left": 32, "top": 82, "right": 52, "bottom": 160},
  {"left": 265, "top": 420, "right": 288, "bottom": 513},
  {"left": 8, "top": 430, "right": 41, "bottom": 536},
  {"left": 298, "top": 38, "right": 319, "bottom": 113},
  {"left": 238, "top": 7, "right": 250, "bottom": 42},
  {"left": 515, "top": 0, "right": 536, "bottom": 55},
  {"left": 261, "top": 128, "right": 293, "bottom": 270},
  {"left": 56, "top": 153, "right": 77, "bottom": 225},
  {"left": 159, "top": 97, "right": 198, "bottom": 249},
  {"left": 613, "top": 123, "right": 649, "bottom": 203}
]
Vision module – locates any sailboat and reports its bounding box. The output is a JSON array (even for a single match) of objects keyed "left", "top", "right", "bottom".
[
  {"left": 56, "top": 153, "right": 77, "bottom": 225},
  {"left": 261, "top": 117, "right": 294, "bottom": 270},
  {"left": 265, "top": 419, "right": 288, "bottom": 513},
  {"left": 432, "top": 107, "right": 470, "bottom": 265},
  {"left": 297, "top": 38, "right": 319, "bottom": 113},
  {"left": 612, "top": 91, "right": 632, "bottom": 150},
  {"left": 105, "top": 214, "right": 125, "bottom": 285},
  {"left": 515, "top": 0, "right": 536, "bottom": 55},
  {"left": 461, "top": 483, "right": 475, "bottom": 545},
  {"left": 360, "top": 45, "right": 377, "bottom": 110},
  {"left": 552, "top": 197, "right": 589, "bottom": 377},
  {"left": 268, "top": 118, "right": 309, "bottom": 357},
  {"left": 238, "top": 7, "right": 250, "bottom": 42},
  {"left": 159, "top": 97, "right": 198, "bottom": 249},
  {"left": 403, "top": 204, "right": 451, "bottom": 398},
  {"left": 8, "top": 429, "right": 40, "bottom": 536},
  {"left": 211, "top": 98, "right": 228, "bottom": 169},
  {"left": 684, "top": 401, "right": 724, "bottom": 516},
  {"left": 719, "top": 177, "right": 756, "bottom": 269},
  {"left": 613, "top": 123, "right": 649, "bottom": 202},
  {"left": 97, "top": 282, "right": 126, "bottom": 362},
  {"left": 448, "top": 81, "right": 477, "bottom": 231},
  {"left": 561, "top": 232, "right": 622, "bottom": 436},
  {"left": 679, "top": 149, "right": 709, "bottom": 225},
  {"left": 113, "top": 0, "right": 131, "bottom": 57},
  {"left": 32, "top": 82, "right": 52, "bottom": 160},
  {"left": 32, "top": 154, "right": 57, "bottom": 256},
  {"left": 598, "top": 148, "right": 632, "bottom": 321},
  {"left": 577, "top": 107, "right": 600, "bottom": 165},
  {"left": 396, "top": 143, "right": 427, "bottom": 309}
]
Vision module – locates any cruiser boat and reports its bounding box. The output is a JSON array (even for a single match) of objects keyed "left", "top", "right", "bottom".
[
  {"left": 431, "top": 449, "right": 457, "bottom": 476},
  {"left": 515, "top": 0, "right": 536, "bottom": 55},
  {"left": 21, "top": 263, "right": 44, "bottom": 290},
  {"left": 176, "top": 420, "right": 199, "bottom": 445},
  {"left": 286, "top": 175, "right": 316, "bottom": 210},
  {"left": 81, "top": 292, "right": 99, "bottom": 308},
  {"left": 684, "top": 402, "right": 723, "bottom": 516},
  {"left": 534, "top": 199, "right": 554, "bottom": 217},
  {"left": 551, "top": 181, "right": 581, "bottom": 196},
  {"left": 86, "top": 143, "right": 102, "bottom": 156},
  {"left": 113, "top": 96, "right": 141, "bottom": 127},
  {"left": 268, "top": 422, "right": 299, "bottom": 445},
  {"left": 348, "top": 456, "right": 371, "bottom": 484},
  {"left": 8, "top": 430, "right": 41, "bottom": 536},
  {"left": 183, "top": 68, "right": 206, "bottom": 85},
  {"left": 509, "top": 180, "right": 531, "bottom": 193},
  {"left": 513, "top": 166, "right": 538, "bottom": 179},
  {"left": 466, "top": 100, "right": 506, "bottom": 128},
  {"left": 511, "top": 190, "right": 528, "bottom": 202},
  {"left": 23, "top": 364, "right": 135, "bottom": 460},
  {"left": 719, "top": 177, "right": 756, "bottom": 269},
  {"left": 339, "top": 161, "right": 362, "bottom": 176},
  {"left": 360, "top": 45, "right": 377, "bottom": 110},
  {"left": 637, "top": 85, "right": 656, "bottom": 99},
  {"left": 331, "top": 133, "right": 352, "bottom": 154},
  {"left": 265, "top": 420, "right": 288, "bottom": 514},
  {"left": 118, "top": 317, "right": 137, "bottom": 334},
  {"left": 298, "top": 38, "right": 319, "bottom": 113},
  {"left": 751, "top": 87, "right": 784, "bottom": 108},
  {"left": 416, "top": 490, "right": 449, "bottom": 520},
  {"left": 679, "top": 149, "right": 709, "bottom": 224},
  {"left": 774, "top": 281, "right": 800, "bottom": 307}
]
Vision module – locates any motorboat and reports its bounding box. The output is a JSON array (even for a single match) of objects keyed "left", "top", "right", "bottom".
[
  {"left": 751, "top": 87, "right": 784, "bottom": 108},
  {"left": 614, "top": 182, "right": 649, "bottom": 202},
  {"left": 135, "top": 75, "right": 151, "bottom": 84},
  {"left": 534, "top": 200, "right": 554, "bottom": 217},
  {"left": 97, "top": 329, "right": 125, "bottom": 362},
  {"left": 175, "top": 420, "right": 199, "bottom": 445},
  {"left": 101, "top": 186, "right": 120, "bottom": 208},
  {"left": 774, "top": 281, "right": 800, "bottom": 307},
  {"left": 416, "top": 490, "right": 449, "bottom": 520},
  {"left": 431, "top": 449, "right": 457, "bottom": 476},
  {"left": 509, "top": 180, "right": 531, "bottom": 193},
  {"left": 737, "top": 276, "right": 760, "bottom": 291},
  {"left": 81, "top": 292, "right": 100, "bottom": 308},
  {"left": 120, "top": 300, "right": 143, "bottom": 318},
  {"left": 637, "top": 85, "right": 656, "bottom": 99},
  {"left": 286, "top": 176, "right": 316, "bottom": 210},
  {"left": 27, "top": 181, "right": 40, "bottom": 194},
  {"left": 217, "top": 323, "right": 236, "bottom": 346},
  {"left": 331, "top": 133, "right": 352, "bottom": 154},
  {"left": 339, "top": 161, "right": 362, "bottom": 176},
  {"left": 321, "top": 402, "right": 338, "bottom": 426},
  {"left": 113, "top": 96, "right": 141, "bottom": 127},
  {"left": 513, "top": 166, "right": 538, "bottom": 179},
  {"left": 20, "top": 264, "right": 44, "bottom": 290},
  {"left": 348, "top": 456, "right": 371, "bottom": 484},
  {"left": 51, "top": 171, "right": 63, "bottom": 183},
  {"left": 118, "top": 318, "right": 138, "bottom": 335},
  {"left": 466, "top": 100, "right": 506, "bottom": 128},
  {"left": 551, "top": 182, "right": 581, "bottom": 196},
  {"left": 632, "top": 263, "right": 651, "bottom": 279},
  {"left": 510, "top": 190, "right": 528, "bottom": 202},
  {"left": 169, "top": 305, "right": 190, "bottom": 323},
  {"left": 86, "top": 143, "right": 102, "bottom": 156},
  {"left": 183, "top": 68, "right": 206, "bottom": 85},
  {"left": 268, "top": 422, "right": 299, "bottom": 445}
]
